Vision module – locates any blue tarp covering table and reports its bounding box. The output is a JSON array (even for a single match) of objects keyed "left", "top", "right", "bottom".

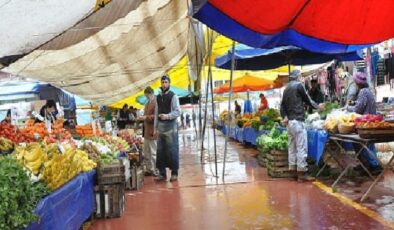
[
  {"left": 307, "top": 129, "right": 329, "bottom": 164},
  {"left": 242, "top": 127, "right": 267, "bottom": 146},
  {"left": 26, "top": 170, "right": 96, "bottom": 230}
]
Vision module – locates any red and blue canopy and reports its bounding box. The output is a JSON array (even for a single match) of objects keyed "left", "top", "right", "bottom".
[{"left": 194, "top": 0, "right": 394, "bottom": 47}]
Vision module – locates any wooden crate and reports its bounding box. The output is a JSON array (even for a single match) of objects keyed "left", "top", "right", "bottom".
[
  {"left": 98, "top": 174, "right": 126, "bottom": 185},
  {"left": 97, "top": 160, "right": 125, "bottom": 175},
  {"left": 266, "top": 154, "right": 288, "bottom": 161},
  {"left": 131, "top": 165, "right": 144, "bottom": 190},
  {"left": 266, "top": 160, "right": 288, "bottom": 167},
  {"left": 94, "top": 184, "right": 125, "bottom": 219},
  {"left": 268, "top": 170, "right": 297, "bottom": 178}
]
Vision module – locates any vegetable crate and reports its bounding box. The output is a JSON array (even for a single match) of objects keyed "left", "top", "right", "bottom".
[
  {"left": 94, "top": 184, "right": 125, "bottom": 219},
  {"left": 257, "top": 147, "right": 268, "bottom": 167},
  {"left": 266, "top": 150, "right": 296, "bottom": 178},
  {"left": 97, "top": 160, "right": 126, "bottom": 185},
  {"left": 130, "top": 165, "right": 144, "bottom": 190}
]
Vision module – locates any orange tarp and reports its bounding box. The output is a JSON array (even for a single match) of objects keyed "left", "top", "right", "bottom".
[{"left": 214, "top": 73, "right": 283, "bottom": 94}]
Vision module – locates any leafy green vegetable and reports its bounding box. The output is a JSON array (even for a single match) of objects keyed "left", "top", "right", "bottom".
[
  {"left": 262, "top": 109, "right": 280, "bottom": 120},
  {"left": 256, "top": 128, "right": 288, "bottom": 152},
  {"left": 251, "top": 120, "right": 262, "bottom": 131},
  {"left": 0, "top": 156, "right": 49, "bottom": 230},
  {"left": 319, "top": 102, "right": 339, "bottom": 119},
  {"left": 237, "top": 120, "right": 245, "bottom": 128}
]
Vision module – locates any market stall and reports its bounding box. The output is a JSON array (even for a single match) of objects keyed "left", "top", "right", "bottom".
[{"left": 0, "top": 112, "right": 146, "bottom": 228}]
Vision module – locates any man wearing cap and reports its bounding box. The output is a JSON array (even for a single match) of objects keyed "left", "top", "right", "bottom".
[
  {"left": 280, "top": 70, "right": 324, "bottom": 182},
  {"left": 154, "top": 75, "right": 181, "bottom": 182},
  {"left": 138, "top": 86, "right": 158, "bottom": 176}
]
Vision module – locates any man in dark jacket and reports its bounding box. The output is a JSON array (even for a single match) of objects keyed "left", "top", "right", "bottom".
[
  {"left": 154, "top": 75, "right": 181, "bottom": 182},
  {"left": 280, "top": 70, "right": 324, "bottom": 182}
]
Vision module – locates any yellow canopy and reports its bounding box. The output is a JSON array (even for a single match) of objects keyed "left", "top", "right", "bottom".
[{"left": 110, "top": 35, "right": 292, "bottom": 109}]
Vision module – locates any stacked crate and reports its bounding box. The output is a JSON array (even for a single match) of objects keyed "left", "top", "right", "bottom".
[
  {"left": 266, "top": 149, "right": 296, "bottom": 178},
  {"left": 257, "top": 146, "right": 268, "bottom": 167},
  {"left": 95, "top": 160, "right": 126, "bottom": 218}
]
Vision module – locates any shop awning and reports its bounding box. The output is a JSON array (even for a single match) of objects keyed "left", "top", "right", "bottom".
[
  {"left": 4, "top": 0, "right": 189, "bottom": 105},
  {"left": 213, "top": 73, "right": 283, "bottom": 94},
  {"left": 193, "top": 0, "right": 394, "bottom": 45},
  {"left": 216, "top": 45, "right": 363, "bottom": 71}
]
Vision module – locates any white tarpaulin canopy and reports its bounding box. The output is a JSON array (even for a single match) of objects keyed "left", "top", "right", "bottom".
[
  {"left": 0, "top": 0, "right": 96, "bottom": 59},
  {"left": 4, "top": 0, "right": 190, "bottom": 105}
]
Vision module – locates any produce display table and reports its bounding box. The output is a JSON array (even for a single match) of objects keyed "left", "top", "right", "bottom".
[
  {"left": 26, "top": 170, "right": 96, "bottom": 230},
  {"left": 242, "top": 127, "right": 267, "bottom": 146},
  {"left": 316, "top": 133, "right": 394, "bottom": 202}
]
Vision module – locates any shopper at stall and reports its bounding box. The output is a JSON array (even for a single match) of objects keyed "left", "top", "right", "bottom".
[
  {"left": 280, "top": 70, "right": 324, "bottom": 182},
  {"left": 138, "top": 86, "right": 158, "bottom": 176},
  {"left": 234, "top": 100, "right": 241, "bottom": 116},
  {"left": 1, "top": 109, "right": 11, "bottom": 123},
  {"left": 154, "top": 74, "right": 181, "bottom": 182},
  {"left": 117, "top": 104, "right": 129, "bottom": 129},
  {"left": 346, "top": 72, "right": 381, "bottom": 174},
  {"left": 258, "top": 93, "right": 268, "bottom": 112},
  {"left": 36, "top": 100, "right": 57, "bottom": 124}
]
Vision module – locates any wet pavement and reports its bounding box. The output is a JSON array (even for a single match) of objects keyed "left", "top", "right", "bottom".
[{"left": 91, "top": 128, "right": 393, "bottom": 230}]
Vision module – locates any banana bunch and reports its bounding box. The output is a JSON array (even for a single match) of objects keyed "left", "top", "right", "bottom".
[
  {"left": 42, "top": 147, "right": 96, "bottom": 191},
  {"left": 338, "top": 114, "right": 356, "bottom": 127},
  {"left": 0, "top": 137, "right": 13, "bottom": 152},
  {"left": 323, "top": 118, "right": 338, "bottom": 132},
  {"left": 13, "top": 143, "right": 47, "bottom": 175}
]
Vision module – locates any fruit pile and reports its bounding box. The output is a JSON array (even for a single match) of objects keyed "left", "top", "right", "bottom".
[
  {"left": 13, "top": 142, "right": 97, "bottom": 191},
  {"left": 14, "top": 143, "right": 48, "bottom": 175},
  {"left": 324, "top": 113, "right": 358, "bottom": 133},
  {"left": 42, "top": 148, "right": 96, "bottom": 190},
  {"left": 20, "top": 119, "right": 73, "bottom": 144},
  {"left": 357, "top": 121, "right": 394, "bottom": 130},
  {"left": 79, "top": 142, "right": 101, "bottom": 163},
  {"left": 76, "top": 124, "right": 94, "bottom": 137},
  {"left": 354, "top": 114, "right": 384, "bottom": 124},
  {"left": 0, "top": 137, "right": 14, "bottom": 153},
  {"left": 118, "top": 130, "right": 144, "bottom": 146},
  {"left": 0, "top": 122, "right": 33, "bottom": 143}
]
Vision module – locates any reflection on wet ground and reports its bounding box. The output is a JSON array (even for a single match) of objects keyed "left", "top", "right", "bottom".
[{"left": 92, "top": 129, "right": 393, "bottom": 230}]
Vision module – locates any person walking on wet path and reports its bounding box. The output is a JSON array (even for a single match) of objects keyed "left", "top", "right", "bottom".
[{"left": 154, "top": 74, "right": 181, "bottom": 182}]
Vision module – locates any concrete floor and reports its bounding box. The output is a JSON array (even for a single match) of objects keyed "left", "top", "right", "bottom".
[{"left": 91, "top": 129, "right": 393, "bottom": 230}]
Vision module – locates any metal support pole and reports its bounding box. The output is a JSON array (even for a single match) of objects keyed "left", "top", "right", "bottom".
[
  {"left": 223, "top": 41, "right": 236, "bottom": 180},
  {"left": 208, "top": 55, "right": 218, "bottom": 177}
]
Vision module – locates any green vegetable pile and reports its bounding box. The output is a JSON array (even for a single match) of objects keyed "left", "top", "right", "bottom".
[
  {"left": 237, "top": 120, "right": 245, "bottom": 128},
  {"left": 262, "top": 108, "right": 281, "bottom": 120},
  {"left": 251, "top": 120, "right": 262, "bottom": 131},
  {"left": 0, "top": 156, "right": 49, "bottom": 230},
  {"left": 256, "top": 128, "right": 288, "bottom": 152},
  {"left": 319, "top": 102, "right": 339, "bottom": 119},
  {"left": 262, "top": 120, "right": 276, "bottom": 130}
]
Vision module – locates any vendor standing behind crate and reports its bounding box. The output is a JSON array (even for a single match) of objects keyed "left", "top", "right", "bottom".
[
  {"left": 280, "top": 70, "right": 325, "bottom": 182},
  {"left": 138, "top": 86, "right": 158, "bottom": 176},
  {"left": 154, "top": 75, "right": 181, "bottom": 182}
]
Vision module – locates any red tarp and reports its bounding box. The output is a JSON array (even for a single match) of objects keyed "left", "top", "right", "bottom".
[{"left": 209, "top": 0, "right": 394, "bottom": 44}]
